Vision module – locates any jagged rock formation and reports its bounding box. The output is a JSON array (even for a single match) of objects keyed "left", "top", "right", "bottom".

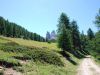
[
  {"left": 46, "top": 30, "right": 56, "bottom": 41},
  {"left": 50, "top": 30, "right": 56, "bottom": 40},
  {"left": 46, "top": 31, "right": 51, "bottom": 41}
]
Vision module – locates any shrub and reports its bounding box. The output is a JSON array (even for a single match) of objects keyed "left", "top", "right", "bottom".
[
  {"left": 0, "top": 58, "right": 21, "bottom": 67},
  {"left": 23, "top": 50, "right": 64, "bottom": 66},
  {"left": 0, "top": 45, "right": 28, "bottom": 53},
  {"left": 0, "top": 42, "right": 44, "bottom": 53},
  {"left": 3, "top": 42, "right": 19, "bottom": 46},
  {"left": 0, "top": 42, "right": 64, "bottom": 66}
]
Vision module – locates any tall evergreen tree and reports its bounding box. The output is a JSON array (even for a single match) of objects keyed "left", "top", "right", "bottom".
[
  {"left": 80, "top": 31, "right": 89, "bottom": 53},
  {"left": 87, "top": 28, "right": 95, "bottom": 40},
  {"left": 0, "top": 17, "right": 6, "bottom": 35},
  {"left": 58, "top": 24, "right": 71, "bottom": 51},
  {"left": 6, "top": 23, "right": 11, "bottom": 37},
  {"left": 57, "top": 13, "right": 71, "bottom": 51},
  {"left": 2, "top": 20, "right": 6, "bottom": 36},
  {"left": 95, "top": 8, "right": 100, "bottom": 30},
  {"left": 57, "top": 13, "right": 70, "bottom": 32},
  {"left": 71, "top": 21, "right": 81, "bottom": 50}
]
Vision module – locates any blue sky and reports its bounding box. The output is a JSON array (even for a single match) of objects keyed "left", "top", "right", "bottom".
[{"left": 0, "top": 0, "right": 100, "bottom": 37}]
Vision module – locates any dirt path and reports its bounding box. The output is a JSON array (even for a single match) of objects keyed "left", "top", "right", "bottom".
[
  {"left": 0, "top": 66, "right": 22, "bottom": 75},
  {"left": 4, "top": 68, "right": 22, "bottom": 75},
  {"left": 77, "top": 57, "right": 100, "bottom": 75},
  {"left": 0, "top": 60, "right": 29, "bottom": 75}
]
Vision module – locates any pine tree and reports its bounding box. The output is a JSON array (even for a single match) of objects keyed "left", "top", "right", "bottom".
[
  {"left": 2, "top": 20, "right": 6, "bottom": 36},
  {"left": 87, "top": 28, "right": 95, "bottom": 40},
  {"left": 57, "top": 13, "right": 71, "bottom": 35},
  {"left": 57, "top": 13, "right": 71, "bottom": 51},
  {"left": 57, "top": 24, "right": 71, "bottom": 51},
  {"left": 0, "top": 17, "right": 6, "bottom": 35},
  {"left": 9, "top": 23, "right": 13, "bottom": 37},
  {"left": 95, "top": 8, "right": 100, "bottom": 30},
  {"left": 58, "top": 13, "right": 70, "bottom": 29},
  {"left": 71, "top": 21, "right": 81, "bottom": 50},
  {"left": 33, "top": 33, "right": 37, "bottom": 41},
  {"left": 80, "top": 31, "right": 89, "bottom": 53},
  {"left": 5, "top": 20, "right": 12, "bottom": 37}
]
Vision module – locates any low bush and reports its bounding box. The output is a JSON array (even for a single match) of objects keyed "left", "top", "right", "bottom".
[
  {"left": 0, "top": 42, "right": 44, "bottom": 53},
  {"left": 0, "top": 57, "right": 21, "bottom": 67},
  {"left": 0, "top": 42, "right": 64, "bottom": 66},
  {"left": 3, "top": 42, "right": 19, "bottom": 46},
  {"left": 23, "top": 50, "right": 64, "bottom": 66},
  {"left": 0, "top": 45, "right": 28, "bottom": 53}
]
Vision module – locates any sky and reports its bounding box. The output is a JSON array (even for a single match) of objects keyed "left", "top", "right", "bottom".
[{"left": 0, "top": 0, "right": 100, "bottom": 37}]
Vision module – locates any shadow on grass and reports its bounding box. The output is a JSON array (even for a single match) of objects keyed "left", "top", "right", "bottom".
[
  {"left": 0, "top": 60, "right": 21, "bottom": 68},
  {"left": 58, "top": 49, "right": 90, "bottom": 65},
  {"left": 13, "top": 56, "right": 30, "bottom": 61},
  {"left": 1, "top": 41, "right": 19, "bottom": 46},
  {"left": 59, "top": 51, "right": 78, "bottom": 65},
  {"left": 69, "top": 50, "right": 85, "bottom": 59}
]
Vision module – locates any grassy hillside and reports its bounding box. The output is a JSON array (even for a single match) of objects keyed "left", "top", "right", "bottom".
[
  {"left": 0, "top": 36, "right": 81, "bottom": 75},
  {"left": 2, "top": 36, "right": 59, "bottom": 51}
]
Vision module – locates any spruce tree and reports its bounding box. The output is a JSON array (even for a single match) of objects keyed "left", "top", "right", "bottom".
[
  {"left": 57, "top": 13, "right": 71, "bottom": 51},
  {"left": 95, "top": 8, "right": 100, "bottom": 30},
  {"left": 0, "top": 17, "right": 6, "bottom": 35},
  {"left": 87, "top": 28, "right": 95, "bottom": 40},
  {"left": 71, "top": 21, "right": 81, "bottom": 50},
  {"left": 80, "top": 31, "right": 88, "bottom": 53},
  {"left": 58, "top": 13, "right": 70, "bottom": 29},
  {"left": 57, "top": 24, "right": 71, "bottom": 51}
]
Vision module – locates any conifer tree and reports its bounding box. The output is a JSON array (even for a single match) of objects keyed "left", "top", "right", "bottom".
[
  {"left": 71, "top": 21, "right": 81, "bottom": 50},
  {"left": 57, "top": 13, "right": 71, "bottom": 51},
  {"left": 87, "top": 28, "right": 95, "bottom": 40},
  {"left": 95, "top": 8, "right": 100, "bottom": 30},
  {"left": 80, "top": 31, "right": 87, "bottom": 52},
  {"left": 0, "top": 16, "right": 45, "bottom": 42}
]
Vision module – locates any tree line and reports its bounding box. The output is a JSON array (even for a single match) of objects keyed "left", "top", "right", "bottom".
[
  {"left": 0, "top": 16, "right": 45, "bottom": 42},
  {"left": 57, "top": 9, "right": 100, "bottom": 60},
  {"left": 86, "top": 9, "right": 100, "bottom": 60},
  {"left": 57, "top": 13, "right": 85, "bottom": 53}
]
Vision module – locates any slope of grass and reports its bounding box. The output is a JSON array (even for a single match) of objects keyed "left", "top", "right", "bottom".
[
  {"left": 14, "top": 53, "right": 80, "bottom": 75},
  {"left": 0, "top": 37, "right": 10, "bottom": 44},
  {"left": 2, "top": 36, "right": 59, "bottom": 51},
  {"left": 0, "top": 36, "right": 81, "bottom": 75},
  {"left": 0, "top": 42, "right": 63, "bottom": 66}
]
